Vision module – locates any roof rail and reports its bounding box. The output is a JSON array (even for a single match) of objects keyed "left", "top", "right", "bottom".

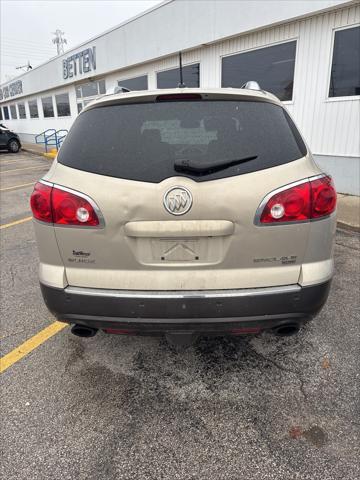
[
  {"left": 115, "top": 85, "right": 131, "bottom": 94},
  {"left": 105, "top": 86, "right": 131, "bottom": 95},
  {"left": 241, "top": 81, "right": 261, "bottom": 91}
]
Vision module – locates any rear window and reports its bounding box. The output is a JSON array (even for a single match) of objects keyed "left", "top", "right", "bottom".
[{"left": 58, "top": 100, "right": 306, "bottom": 183}]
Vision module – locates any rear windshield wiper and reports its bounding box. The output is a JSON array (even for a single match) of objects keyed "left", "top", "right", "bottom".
[{"left": 174, "top": 155, "right": 258, "bottom": 175}]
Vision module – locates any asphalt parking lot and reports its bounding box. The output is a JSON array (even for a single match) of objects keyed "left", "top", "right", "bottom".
[{"left": 1, "top": 151, "right": 359, "bottom": 480}]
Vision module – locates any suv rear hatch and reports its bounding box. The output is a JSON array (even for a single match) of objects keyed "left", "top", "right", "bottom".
[{"left": 46, "top": 92, "right": 320, "bottom": 291}]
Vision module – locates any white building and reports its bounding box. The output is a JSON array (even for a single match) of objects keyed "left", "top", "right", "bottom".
[{"left": 0, "top": 0, "right": 359, "bottom": 194}]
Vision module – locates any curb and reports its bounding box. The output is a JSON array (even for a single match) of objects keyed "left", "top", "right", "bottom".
[
  {"left": 21, "top": 147, "right": 53, "bottom": 160},
  {"left": 337, "top": 222, "right": 360, "bottom": 234},
  {"left": 21, "top": 147, "right": 44, "bottom": 155}
]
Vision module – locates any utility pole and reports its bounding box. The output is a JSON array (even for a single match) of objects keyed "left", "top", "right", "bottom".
[{"left": 52, "top": 29, "right": 67, "bottom": 55}]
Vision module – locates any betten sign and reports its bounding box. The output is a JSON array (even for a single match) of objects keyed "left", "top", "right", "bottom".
[{"left": 63, "top": 46, "right": 96, "bottom": 79}]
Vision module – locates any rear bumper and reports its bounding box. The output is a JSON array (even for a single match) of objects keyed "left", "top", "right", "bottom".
[{"left": 40, "top": 281, "right": 331, "bottom": 334}]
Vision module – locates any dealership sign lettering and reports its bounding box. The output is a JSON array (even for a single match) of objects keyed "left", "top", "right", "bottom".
[
  {"left": 63, "top": 46, "right": 96, "bottom": 79},
  {"left": 0, "top": 80, "right": 23, "bottom": 100}
]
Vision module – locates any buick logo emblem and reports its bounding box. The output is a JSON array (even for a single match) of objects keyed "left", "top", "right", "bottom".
[{"left": 163, "top": 186, "right": 193, "bottom": 215}]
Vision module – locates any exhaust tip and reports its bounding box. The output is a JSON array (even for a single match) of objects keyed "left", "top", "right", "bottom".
[
  {"left": 273, "top": 323, "right": 300, "bottom": 337},
  {"left": 71, "top": 324, "right": 98, "bottom": 338}
]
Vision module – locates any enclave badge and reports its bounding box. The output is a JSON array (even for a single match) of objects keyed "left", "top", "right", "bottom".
[{"left": 163, "top": 186, "right": 193, "bottom": 216}]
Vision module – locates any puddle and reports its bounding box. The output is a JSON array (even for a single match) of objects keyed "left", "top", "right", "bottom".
[{"left": 303, "top": 425, "right": 328, "bottom": 447}]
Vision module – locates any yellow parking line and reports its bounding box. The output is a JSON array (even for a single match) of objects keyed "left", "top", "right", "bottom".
[
  {"left": 0, "top": 182, "right": 34, "bottom": 192},
  {"left": 0, "top": 161, "right": 44, "bottom": 167},
  {"left": 0, "top": 216, "right": 33, "bottom": 230},
  {"left": 1, "top": 165, "right": 47, "bottom": 173},
  {"left": 0, "top": 161, "right": 18, "bottom": 166},
  {"left": 0, "top": 322, "right": 68, "bottom": 374}
]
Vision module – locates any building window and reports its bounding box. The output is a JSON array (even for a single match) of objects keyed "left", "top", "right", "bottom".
[
  {"left": 329, "top": 26, "right": 360, "bottom": 98},
  {"left": 118, "top": 75, "right": 148, "bottom": 91},
  {"left": 221, "top": 41, "right": 297, "bottom": 101},
  {"left": 76, "top": 79, "right": 105, "bottom": 112},
  {"left": 18, "top": 103, "right": 26, "bottom": 119},
  {"left": 157, "top": 63, "right": 200, "bottom": 88},
  {"left": 98, "top": 79, "right": 106, "bottom": 94},
  {"left": 41, "top": 96, "right": 55, "bottom": 118},
  {"left": 28, "top": 100, "right": 39, "bottom": 118},
  {"left": 80, "top": 82, "right": 98, "bottom": 97},
  {"left": 10, "top": 105, "right": 17, "bottom": 119},
  {"left": 3, "top": 106, "right": 10, "bottom": 120},
  {"left": 55, "top": 93, "right": 71, "bottom": 117}
]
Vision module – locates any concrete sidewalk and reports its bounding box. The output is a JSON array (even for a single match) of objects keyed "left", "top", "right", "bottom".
[
  {"left": 21, "top": 142, "right": 47, "bottom": 155},
  {"left": 21, "top": 142, "right": 57, "bottom": 160},
  {"left": 337, "top": 194, "right": 360, "bottom": 232}
]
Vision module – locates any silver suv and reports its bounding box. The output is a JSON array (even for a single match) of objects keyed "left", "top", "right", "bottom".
[{"left": 30, "top": 87, "right": 337, "bottom": 345}]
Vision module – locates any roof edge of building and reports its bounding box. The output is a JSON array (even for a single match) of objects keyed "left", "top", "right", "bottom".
[{"left": 0, "top": 0, "right": 356, "bottom": 90}]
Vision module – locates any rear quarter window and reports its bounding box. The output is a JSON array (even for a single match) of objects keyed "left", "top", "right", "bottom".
[{"left": 57, "top": 100, "right": 307, "bottom": 183}]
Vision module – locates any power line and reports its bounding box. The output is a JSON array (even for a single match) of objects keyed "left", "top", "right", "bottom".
[
  {"left": 2, "top": 42, "right": 54, "bottom": 51},
  {"left": 1, "top": 58, "right": 48, "bottom": 66},
  {"left": 1, "top": 37, "right": 58, "bottom": 57},
  {"left": 2, "top": 39, "right": 54, "bottom": 48},
  {"left": 1, "top": 52, "right": 54, "bottom": 59},
  {"left": 0, "top": 49, "right": 55, "bottom": 55},
  {"left": 1, "top": 36, "right": 58, "bottom": 47},
  {"left": 1, "top": 55, "right": 54, "bottom": 62},
  {"left": 1, "top": 48, "right": 52, "bottom": 54},
  {"left": 1, "top": 55, "right": 48, "bottom": 62},
  {"left": 1, "top": 44, "right": 55, "bottom": 54},
  {"left": 1, "top": 63, "right": 25, "bottom": 67},
  {"left": 1, "top": 55, "right": 52, "bottom": 62},
  {"left": 1, "top": 51, "right": 52, "bottom": 56},
  {"left": 1, "top": 46, "right": 54, "bottom": 55}
]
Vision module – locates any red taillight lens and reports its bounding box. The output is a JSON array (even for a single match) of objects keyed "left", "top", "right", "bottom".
[
  {"left": 30, "top": 182, "right": 100, "bottom": 227},
  {"left": 310, "top": 176, "right": 337, "bottom": 218},
  {"left": 52, "top": 188, "right": 99, "bottom": 226},
  {"left": 259, "top": 175, "right": 336, "bottom": 224},
  {"left": 260, "top": 182, "right": 311, "bottom": 223},
  {"left": 30, "top": 182, "right": 52, "bottom": 223}
]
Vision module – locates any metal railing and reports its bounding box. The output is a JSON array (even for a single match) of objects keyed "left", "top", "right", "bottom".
[
  {"left": 55, "top": 129, "right": 68, "bottom": 149},
  {"left": 35, "top": 129, "right": 68, "bottom": 153}
]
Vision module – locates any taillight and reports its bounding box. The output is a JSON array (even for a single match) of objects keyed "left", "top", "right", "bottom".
[
  {"left": 30, "top": 182, "right": 101, "bottom": 227},
  {"left": 258, "top": 175, "right": 336, "bottom": 224},
  {"left": 260, "top": 182, "right": 311, "bottom": 224},
  {"left": 310, "top": 176, "right": 337, "bottom": 218},
  {"left": 52, "top": 187, "right": 99, "bottom": 226},
  {"left": 30, "top": 182, "right": 52, "bottom": 223}
]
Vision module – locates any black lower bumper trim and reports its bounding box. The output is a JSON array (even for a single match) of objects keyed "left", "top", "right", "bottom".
[{"left": 40, "top": 281, "right": 331, "bottom": 334}]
